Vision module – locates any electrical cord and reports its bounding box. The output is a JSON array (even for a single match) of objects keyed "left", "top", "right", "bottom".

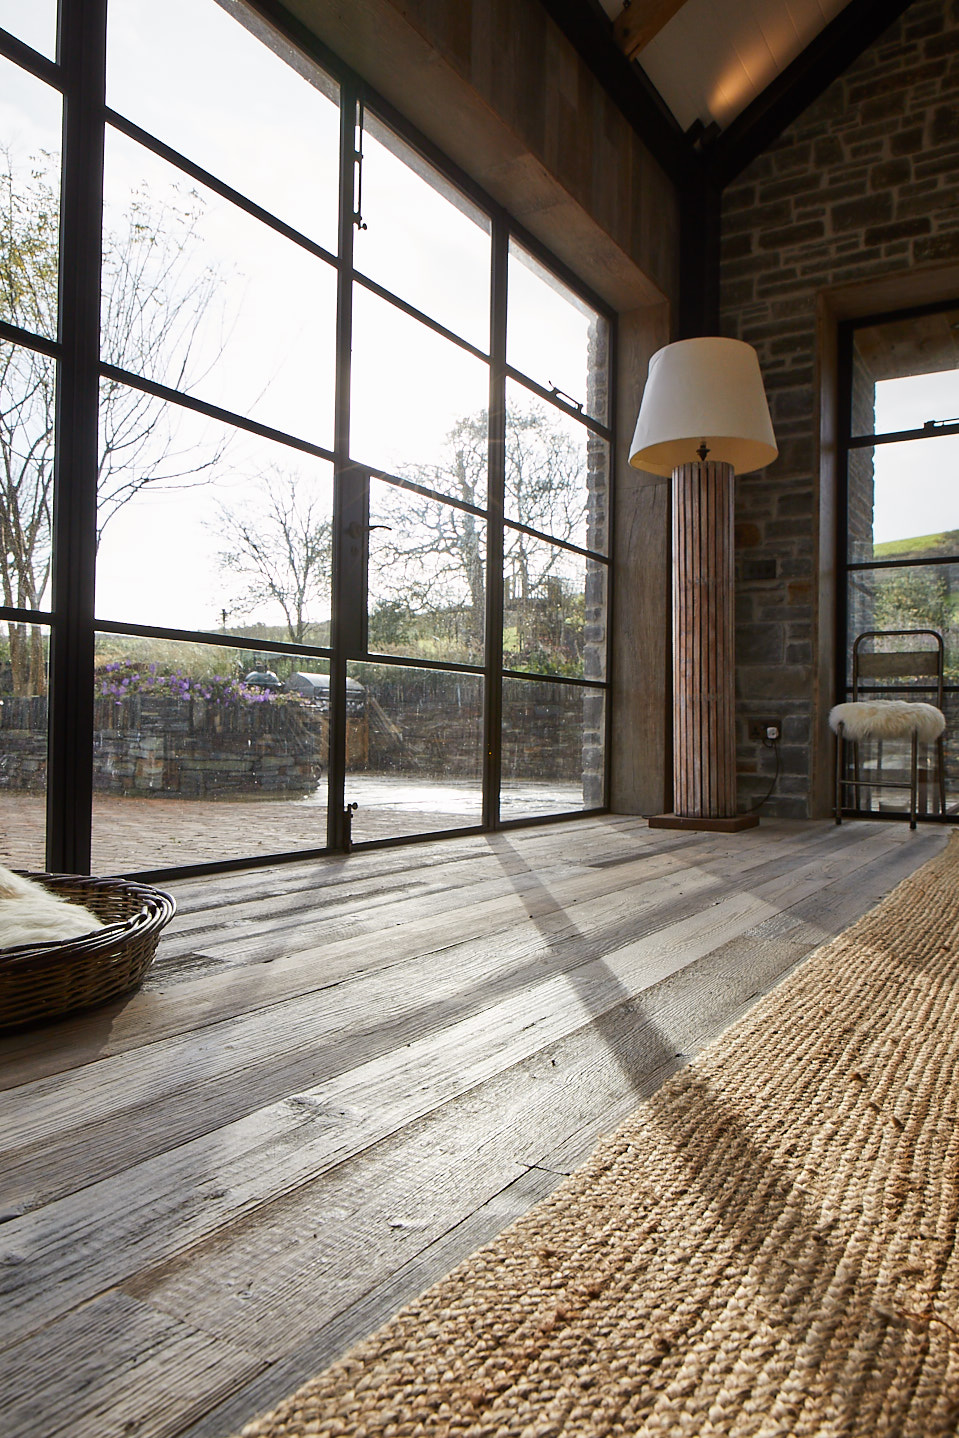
[{"left": 747, "top": 735, "right": 781, "bottom": 812}]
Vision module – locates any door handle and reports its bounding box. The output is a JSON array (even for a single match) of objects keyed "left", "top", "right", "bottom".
[{"left": 346, "top": 522, "right": 392, "bottom": 540}]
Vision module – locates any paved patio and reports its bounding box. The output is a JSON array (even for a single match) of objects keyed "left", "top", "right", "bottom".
[{"left": 0, "top": 777, "right": 585, "bottom": 874}]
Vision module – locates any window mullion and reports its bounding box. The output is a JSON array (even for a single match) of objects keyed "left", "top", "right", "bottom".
[
  {"left": 328, "top": 78, "right": 365, "bottom": 851},
  {"left": 48, "top": 0, "right": 106, "bottom": 873},
  {"left": 484, "top": 219, "right": 508, "bottom": 830}
]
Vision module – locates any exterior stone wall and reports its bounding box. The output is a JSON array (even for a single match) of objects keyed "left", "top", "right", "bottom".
[
  {"left": 721, "top": 0, "right": 959, "bottom": 816},
  {"left": 0, "top": 683, "right": 592, "bottom": 799}
]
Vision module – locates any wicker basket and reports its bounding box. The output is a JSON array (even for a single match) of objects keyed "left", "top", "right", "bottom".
[{"left": 0, "top": 873, "right": 176, "bottom": 1033}]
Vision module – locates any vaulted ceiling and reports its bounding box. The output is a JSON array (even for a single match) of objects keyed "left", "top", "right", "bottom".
[
  {"left": 543, "top": 0, "right": 916, "bottom": 185},
  {"left": 597, "top": 0, "right": 851, "bottom": 133}
]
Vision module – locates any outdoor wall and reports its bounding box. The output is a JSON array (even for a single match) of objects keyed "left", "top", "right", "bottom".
[
  {"left": 720, "top": 0, "right": 959, "bottom": 817},
  {"left": 0, "top": 686, "right": 588, "bottom": 798}
]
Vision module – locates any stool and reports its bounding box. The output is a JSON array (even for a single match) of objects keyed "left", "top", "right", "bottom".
[{"left": 831, "top": 699, "right": 946, "bottom": 830}]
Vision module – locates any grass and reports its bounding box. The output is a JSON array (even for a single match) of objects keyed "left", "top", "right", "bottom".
[{"left": 873, "top": 529, "right": 959, "bottom": 558}]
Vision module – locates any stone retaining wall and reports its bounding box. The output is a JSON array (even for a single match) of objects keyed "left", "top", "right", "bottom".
[{"left": 0, "top": 678, "right": 594, "bottom": 796}]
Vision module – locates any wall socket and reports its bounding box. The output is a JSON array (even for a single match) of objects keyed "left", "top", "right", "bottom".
[{"left": 749, "top": 718, "right": 782, "bottom": 743}]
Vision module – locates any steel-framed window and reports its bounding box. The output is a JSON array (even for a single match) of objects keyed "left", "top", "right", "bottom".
[
  {"left": 837, "top": 298, "right": 959, "bottom": 822},
  {"left": 0, "top": 0, "right": 614, "bottom": 877}
]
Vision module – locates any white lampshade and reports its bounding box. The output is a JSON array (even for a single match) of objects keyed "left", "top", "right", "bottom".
[{"left": 629, "top": 337, "right": 778, "bottom": 477}]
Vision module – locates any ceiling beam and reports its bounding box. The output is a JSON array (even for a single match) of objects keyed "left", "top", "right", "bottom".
[
  {"left": 613, "top": 0, "right": 687, "bottom": 62},
  {"left": 706, "top": 0, "right": 917, "bottom": 186},
  {"left": 536, "top": 0, "right": 699, "bottom": 183}
]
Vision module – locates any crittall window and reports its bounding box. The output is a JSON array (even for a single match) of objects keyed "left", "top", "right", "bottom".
[
  {"left": 0, "top": 0, "right": 614, "bottom": 876},
  {"left": 838, "top": 301, "right": 959, "bottom": 820}
]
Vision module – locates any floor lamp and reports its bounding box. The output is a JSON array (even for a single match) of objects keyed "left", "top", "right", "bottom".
[{"left": 629, "top": 337, "right": 778, "bottom": 832}]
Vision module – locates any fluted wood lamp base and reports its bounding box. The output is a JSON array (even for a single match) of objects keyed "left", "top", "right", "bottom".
[{"left": 649, "top": 458, "right": 757, "bottom": 832}]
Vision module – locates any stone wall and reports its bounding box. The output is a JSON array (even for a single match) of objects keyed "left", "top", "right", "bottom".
[
  {"left": 0, "top": 696, "right": 326, "bottom": 799},
  {"left": 721, "top": 0, "right": 959, "bottom": 816},
  {"left": 0, "top": 682, "right": 592, "bottom": 798}
]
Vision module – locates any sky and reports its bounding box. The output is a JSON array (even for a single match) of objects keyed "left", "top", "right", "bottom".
[
  {"left": 1, "top": 0, "right": 600, "bottom": 637},
  {"left": 11, "top": 0, "right": 952, "bottom": 621},
  {"left": 872, "top": 370, "right": 959, "bottom": 545}
]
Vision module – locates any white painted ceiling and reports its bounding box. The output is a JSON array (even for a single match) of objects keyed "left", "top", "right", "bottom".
[{"left": 597, "top": 0, "right": 853, "bottom": 132}]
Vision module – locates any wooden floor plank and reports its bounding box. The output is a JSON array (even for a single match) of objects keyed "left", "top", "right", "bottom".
[
  {"left": 0, "top": 815, "right": 885, "bottom": 1091},
  {"left": 0, "top": 817, "right": 946, "bottom": 1438},
  {"left": 176, "top": 1166, "right": 562, "bottom": 1438},
  {"left": 0, "top": 821, "right": 908, "bottom": 1215},
  {"left": 0, "top": 1291, "right": 265, "bottom": 1438}
]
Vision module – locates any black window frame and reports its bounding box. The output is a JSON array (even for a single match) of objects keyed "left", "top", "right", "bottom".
[
  {"left": 0, "top": 0, "right": 616, "bottom": 879},
  {"left": 836, "top": 296, "right": 959, "bottom": 823}
]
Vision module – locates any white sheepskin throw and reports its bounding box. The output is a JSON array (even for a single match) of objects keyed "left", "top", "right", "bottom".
[
  {"left": 829, "top": 700, "right": 946, "bottom": 742},
  {"left": 0, "top": 866, "right": 104, "bottom": 948}
]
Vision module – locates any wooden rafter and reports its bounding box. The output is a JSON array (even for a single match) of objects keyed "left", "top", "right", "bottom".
[{"left": 612, "top": 0, "right": 687, "bottom": 61}]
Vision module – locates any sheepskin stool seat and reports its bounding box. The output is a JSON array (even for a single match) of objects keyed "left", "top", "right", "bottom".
[{"left": 830, "top": 699, "right": 947, "bottom": 829}]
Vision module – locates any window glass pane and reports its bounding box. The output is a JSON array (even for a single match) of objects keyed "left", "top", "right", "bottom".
[
  {"left": 504, "top": 533, "right": 607, "bottom": 680},
  {"left": 847, "top": 434, "right": 959, "bottom": 564},
  {"left": 0, "top": 2, "right": 57, "bottom": 58},
  {"left": 95, "top": 387, "right": 334, "bottom": 642},
  {"left": 852, "top": 311, "right": 959, "bottom": 436},
  {"left": 350, "top": 286, "right": 489, "bottom": 489},
  {"left": 0, "top": 342, "right": 55, "bottom": 611},
  {"left": 507, "top": 240, "right": 609, "bottom": 424},
  {"left": 346, "top": 661, "right": 483, "bottom": 842},
  {"left": 91, "top": 635, "right": 330, "bottom": 872},
  {"left": 846, "top": 564, "right": 959, "bottom": 683},
  {"left": 368, "top": 479, "right": 485, "bottom": 666},
  {"left": 102, "top": 127, "right": 336, "bottom": 446},
  {"left": 0, "top": 620, "right": 48, "bottom": 869},
  {"left": 0, "top": 56, "right": 62, "bottom": 339},
  {"left": 355, "top": 115, "right": 490, "bottom": 350},
  {"left": 502, "top": 678, "right": 604, "bottom": 818},
  {"left": 106, "top": 0, "right": 339, "bottom": 251},
  {"left": 505, "top": 382, "right": 608, "bottom": 553}
]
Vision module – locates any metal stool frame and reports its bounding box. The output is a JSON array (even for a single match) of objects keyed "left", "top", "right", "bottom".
[{"left": 834, "top": 629, "right": 947, "bottom": 830}]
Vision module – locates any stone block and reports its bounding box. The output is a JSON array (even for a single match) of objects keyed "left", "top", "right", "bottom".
[
  {"left": 891, "top": 125, "right": 927, "bottom": 155},
  {"left": 848, "top": 62, "right": 944, "bottom": 105},
  {"left": 772, "top": 140, "right": 814, "bottom": 172},
  {"left": 758, "top": 219, "right": 827, "bottom": 250},
  {"left": 738, "top": 618, "right": 789, "bottom": 668},
  {"left": 814, "top": 136, "right": 845, "bottom": 167},
  {"left": 741, "top": 558, "right": 778, "bottom": 583},
  {"left": 720, "top": 277, "right": 756, "bottom": 308},
  {"left": 782, "top": 715, "right": 811, "bottom": 745},
  {"left": 861, "top": 93, "right": 907, "bottom": 124},
  {"left": 915, "top": 232, "right": 959, "bottom": 262},
  {"left": 831, "top": 192, "right": 895, "bottom": 230},
  {"left": 931, "top": 102, "right": 959, "bottom": 150},
  {"left": 925, "top": 29, "right": 959, "bottom": 59},
  {"left": 724, "top": 183, "right": 757, "bottom": 212},
  {"left": 724, "top": 199, "right": 793, "bottom": 235},
  {"left": 866, "top": 217, "right": 934, "bottom": 246},
  {"left": 734, "top": 521, "right": 763, "bottom": 548},
  {"left": 870, "top": 158, "right": 913, "bottom": 188},
  {"left": 721, "top": 232, "right": 754, "bottom": 261},
  {"left": 736, "top": 665, "right": 812, "bottom": 702}
]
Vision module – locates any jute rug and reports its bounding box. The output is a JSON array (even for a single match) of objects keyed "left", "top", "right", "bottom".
[{"left": 237, "top": 835, "right": 959, "bottom": 1438}]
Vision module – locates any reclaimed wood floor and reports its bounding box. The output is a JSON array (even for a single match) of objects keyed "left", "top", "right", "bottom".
[{"left": 0, "top": 814, "right": 947, "bottom": 1438}]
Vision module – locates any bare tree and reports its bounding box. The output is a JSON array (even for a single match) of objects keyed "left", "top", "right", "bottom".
[
  {"left": 0, "top": 149, "right": 227, "bottom": 693},
  {"left": 370, "top": 403, "right": 590, "bottom": 669},
  {"left": 214, "top": 466, "right": 332, "bottom": 644}
]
